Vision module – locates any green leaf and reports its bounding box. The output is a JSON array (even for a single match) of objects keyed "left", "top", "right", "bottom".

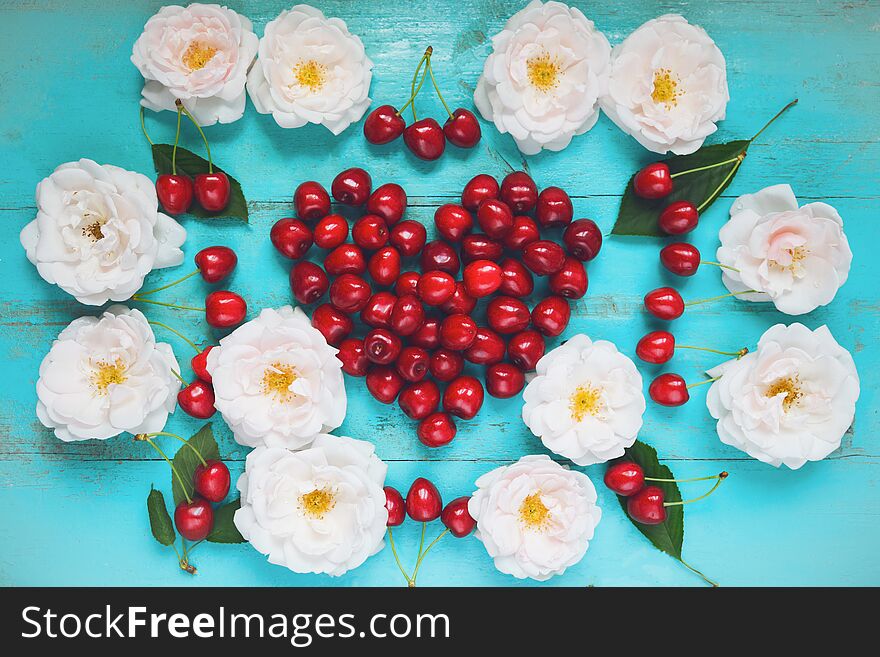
[
  {"left": 207, "top": 498, "right": 245, "bottom": 544},
  {"left": 612, "top": 140, "right": 750, "bottom": 237},
  {"left": 171, "top": 423, "right": 220, "bottom": 506},
  {"left": 147, "top": 487, "right": 176, "bottom": 546},
  {"left": 614, "top": 439, "right": 684, "bottom": 559},
  {"left": 151, "top": 143, "right": 248, "bottom": 222}
]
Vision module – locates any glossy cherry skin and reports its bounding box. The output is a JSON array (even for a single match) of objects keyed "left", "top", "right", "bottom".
[
  {"left": 406, "top": 478, "right": 443, "bottom": 521},
  {"left": 549, "top": 257, "right": 588, "bottom": 299},
  {"left": 194, "top": 172, "right": 231, "bottom": 212},
  {"left": 487, "top": 296, "right": 530, "bottom": 334},
  {"left": 410, "top": 317, "right": 441, "bottom": 350},
  {"left": 294, "top": 180, "right": 331, "bottom": 220},
  {"left": 398, "top": 379, "right": 440, "bottom": 420},
  {"left": 384, "top": 486, "right": 406, "bottom": 526},
  {"left": 464, "top": 327, "right": 506, "bottom": 365},
  {"left": 395, "top": 271, "right": 421, "bottom": 296},
  {"left": 177, "top": 380, "right": 216, "bottom": 418},
  {"left": 195, "top": 246, "right": 237, "bottom": 283},
  {"left": 658, "top": 200, "right": 699, "bottom": 235},
  {"left": 364, "top": 105, "right": 406, "bottom": 145},
  {"left": 205, "top": 290, "right": 246, "bottom": 328},
  {"left": 644, "top": 287, "right": 685, "bottom": 320},
  {"left": 507, "top": 330, "right": 545, "bottom": 370},
  {"left": 627, "top": 485, "right": 667, "bottom": 525},
  {"left": 175, "top": 498, "right": 214, "bottom": 541},
  {"left": 420, "top": 240, "right": 460, "bottom": 275},
  {"left": 461, "top": 174, "right": 499, "bottom": 210},
  {"left": 364, "top": 328, "right": 403, "bottom": 365},
  {"left": 463, "top": 259, "right": 503, "bottom": 298},
  {"left": 156, "top": 174, "right": 193, "bottom": 215},
  {"left": 367, "top": 183, "right": 407, "bottom": 226},
  {"left": 429, "top": 348, "right": 464, "bottom": 382},
  {"left": 324, "top": 243, "right": 366, "bottom": 276},
  {"left": 604, "top": 461, "right": 646, "bottom": 496},
  {"left": 660, "top": 242, "right": 701, "bottom": 276},
  {"left": 498, "top": 258, "right": 534, "bottom": 298},
  {"left": 531, "top": 296, "right": 571, "bottom": 337},
  {"left": 441, "top": 281, "right": 476, "bottom": 315},
  {"left": 418, "top": 412, "right": 457, "bottom": 448},
  {"left": 649, "top": 373, "right": 690, "bottom": 406},
  {"left": 504, "top": 215, "right": 541, "bottom": 250},
  {"left": 390, "top": 294, "right": 425, "bottom": 336},
  {"left": 360, "top": 291, "right": 397, "bottom": 328},
  {"left": 365, "top": 366, "right": 404, "bottom": 404},
  {"left": 500, "top": 171, "right": 538, "bottom": 213},
  {"left": 290, "top": 261, "right": 329, "bottom": 305},
  {"left": 434, "top": 204, "right": 473, "bottom": 242},
  {"left": 443, "top": 375, "right": 484, "bottom": 420},
  {"left": 443, "top": 108, "right": 481, "bottom": 148},
  {"left": 329, "top": 273, "right": 371, "bottom": 313},
  {"left": 563, "top": 218, "right": 603, "bottom": 261},
  {"left": 404, "top": 118, "right": 446, "bottom": 160},
  {"left": 313, "top": 214, "right": 349, "bottom": 249},
  {"left": 191, "top": 346, "right": 214, "bottom": 383},
  {"left": 522, "top": 240, "right": 566, "bottom": 275},
  {"left": 439, "top": 313, "right": 478, "bottom": 350},
  {"left": 368, "top": 246, "right": 402, "bottom": 286},
  {"left": 476, "top": 198, "right": 514, "bottom": 239},
  {"left": 485, "top": 363, "right": 525, "bottom": 398},
  {"left": 352, "top": 214, "right": 389, "bottom": 250},
  {"left": 331, "top": 167, "right": 372, "bottom": 206},
  {"left": 193, "top": 460, "right": 231, "bottom": 503},
  {"left": 390, "top": 220, "right": 427, "bottom": 257},
  {"left": 536, "top": 186, "right": 573, "bottom": 227},
  {"left": 633, "top": 162, "right": 673, "bottom": 199},
  {"left": 441, "top": 497, "right": 475, "bottom": 536},
  {"left": 311, "top": 303, "right": 353, "bottom": 346},
  {"left": 636, "top": 331, "right": 675, "bottom": 364},
  {"left": 417, "top": 270, "right": 456, "bottom": 306},
  {"left": 396, "top": 346, "right": 430, "bottom": 382},
  {"left": 270, "top": 218, "right": 313, "bottom": 260},
  {"left": 460, "top": 235, "right": 503, "bottom": 264},
  {"left": 336, "top": 338, "right": 368, "bottom": 376}
]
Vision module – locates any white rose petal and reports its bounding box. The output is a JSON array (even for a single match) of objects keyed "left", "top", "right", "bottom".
[
  {"left": 522, "top": 334, "right": 645, "bottom": 465},
  {"left": 600, "top": 14, "right": 728, "bottom": 154},
  {"left": 706, "top": 323, "right": 859, "bottom": 469},
  {"left": 234, "top": 435, "right": 388, "bottom": 576},
  {"left": 206, "top": 306, "right": 346, "bottom": 450},
  {"left": 468, "top": 455, "right": 601, "bottom": 581}
]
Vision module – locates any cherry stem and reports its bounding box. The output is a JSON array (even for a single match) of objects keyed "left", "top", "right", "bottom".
[
  {"left": 411, "top": 528, "right": 449, "bottom": 585},
  {"left": 647, "top": 472, "right": 728, "bottom": 484},
  {"left": 407, "top": 47, "right": 432, "bottom": 122},
  {"left": 678, "top": 558, "right": 718, "bottom": 587},
  {"left": 664, "top": 474, "right": 727, "bottom": 506},
  {"left": 139, "top": 106, "right": 154, "bottom": 146},
  {"left": 677, "top": 345, "right": 748, "bottom": 358},
  {"left": 171, "top": 104, "right": 183, "bottom": 176},
  {"left": 137, "top": 269, "right": 200, "bottom": 297},
  {"left": 700, "top": 260, "right": 739, "bottom": 272},
  {"left": 684, "top": 289, "right": 758, "bottom": 307},
  {"left": 177, "top": 99, "right": 213, "bottom": 173},
  {"left": 426, "top": 58, "right": 454, "bottom": 120},
  {"left": 669, "top": 156, "right": 743, "bottom": 179},
  {"left": 170, "top": 368, "right": 186, "bottom": 385},
  {"left": 696, "top": 154, "right": 744, "bottom": 212},
  {"left": 751, "top": 98, "right": 798, "bottom": 142},
  {"left": 131, "top": 296, "right": 206, "bottom": 312},
  {"left": 397, "top": 48, "right": 432, "bottom": 116},
  {"left": 386, "top": 528, "right": 413, "bottom": 586},
  {"left": 686, "top": 376, "right": 721, "bottom": 390},
  {"left": 148, "top": 320, "right": 200, "bottom": 353},
  {"left": 144, "top": 431, "right": 207, "bottom": 466},
  {"left": 140, "top": 436, "right": 192, "bottom": 504}
]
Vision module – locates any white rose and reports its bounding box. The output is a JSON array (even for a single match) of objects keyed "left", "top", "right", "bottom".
[
  {"left": 717, "top": 184, "right": 853, "bottom": 315},
  {"left": 206, "top": 306, "right": 346, "bottom": 450},
  {"left": 131, "top": 3, "right": 259, "bottom": 125},
  {"left": 474, "top": 0, "right": 611, "bottom": 155},
  {"left": 468, "top": 455, "right": 601, "bottom": 581},
  {"left": 247, "top": 5, "right": 373, "bottom": 135},
  {"left": 600, "top": 14, "right": 728, "bottom": 154},
  {"left": 234, "top": 435, "right": 388, "bottom": 576},
  {"left": 522, "top": 334, "right": 645, "bottom": 465},
  {"left": 19, "top": 159, "right": 186, "bottom": 306},
  {"left": 706, "top": 323, "right": 859, "bottom": 470},
  {"left": 36, "top": 306, "right": 181, "bottom": 442}
]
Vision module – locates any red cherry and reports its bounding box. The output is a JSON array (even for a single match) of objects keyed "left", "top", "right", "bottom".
[
  {"left": 462, "top": 259, "right": 503, "bottom": 298},
  {"left": 325, "top": 243, "right": 367, "bottom": 276},
  {"left": 507, "top": 330, "right": 545, "bottom": 370},
  {"left": 366, "top": 183, "right": 407, "bottom": 226},
  {"left": 461, "top": 174, "right": 499, "bottom": 211},
  {"left": 440, "top": 281, "right": 476, "bottom": 315},
  {"left": 156, "top": 174, "right": 193, "bottom": 215},
  {"left": 395, "top": 271, "right": 421, "bottom": 296},
  {"left": 536, "top": 186, "right": 573, "bottom": 227},
  {"left": 194, "top": 172, "right": 231, "bottom": 212},
  {"left": 443, "top": 375, "right": 484, "bottom": 420},
  {"left": 205, "top": 290, "right": 246, "bottom": 328},
  {"left": 658, "top": 200, "right": 699, "bottom": 235},
  {"left": 443, "top": 108, "right": 481, "bottom": 148},
  {"left": 195, "top": 246, "right": 237, "bottom": 283},
  {"left": 476, "top": 198, "right": 514, "bottom": 239},
  {"left": 390, "top": 294, "right": 425, "bottom": 336},
  {"left": 441, "top": 496, "right": 475, "bottom": 536},
  {"left": 336, "top": 338, "right": 368, "bottom": 376},
  {"left": 418, "top": 412, "right": 457, "bottom": 448},
  {"left": 563, "top": 218, "right": 602, "bottom": 261},
  {"left": 193, "top": 460, "right": 230, "bottom": 503},
  {"left": 410, "top": 317, "right": 441, "bottom": 350},
  {"left": 174, "top": 498, "right": 214, "bottom": 541},
  {"left": 604, "top": 461, "right": 646, "bottom": 497},
  {"left": 420, "top": 240, "right": 460, "bottom": 275},
  {"left": 417, "top": 270, "right": 456, "bottom": 306},
  {"left": 191, "top": 346, "right": 214, "bottom": 383},
  {"left": 406, "top": 478, "right": 443, "bottom": 521},
  {"left": 522, "top": 240, "right": 566, "bottom": 276},
  {"left": 636, "top": 331, "right": 675, "bottom": 364},
  {"left": 549, "top": 257, "right": 588, "bottom": 299},
  {"left": 331, "top": 167, "right": 372, "bottom": 206},
  {"left": 644, "top": 287, "right": 684, "bottom": 320},
  {"left": 627, "top": 485, "right": 667, "bottom": 525},
  {"left": 290, "top": 261, "right": 329, "bottom": 304},
  {"left": 365, "top": 366, "right": 404, "bottom": 404},
  {"left": 294, "top": 180, "right": 331, "bottom": 220},
  {"left": 396, "top": 346, "right": 431, "bottom": 383},
  {"left": 311, "top": 303, "right": 353, "bottom": 346},
  {"left": 633, "top": 162, "right": 673, "bottom": 199},
  {"left": 384, "top": 486, "right": 406, "bottom": 526},
  {"left": 461, "top": 234, "right": 503, "bottom": 264},
  {"left": 434, "top": 204, "right": 473, "bottom": 242},
  {"left": 313, "top": 214, "right": 349, "bottom": 249},
  {"left": 504, "top": 215, "right": 541, "bottom": 250},
  {"left": 498, "top": 258, "right": 534, "bottom": 298},
  {"left": 391, "top": 220, "right": 427, "bottom": 256},
  {"left": 429, "top": 348, "right": 464, "bottom": 382},
  {"left": 364, "top": 328, "right": 403, "bottom": 365},
  {"left": 464, "top": 327, "right": 506, "bottom": 365},
  {"left": 439, "top": 313, "right": 478, "bottom": 350},
  {"left": 531, "top": 296, "right": 570, "bottom": 337},
  {"left": 352, "top": 214, "right": 390, "bottom": 250},
  {"left": 500, "top": 171, "right": 537, "bottom": 213},
  {"left": 403, "top": 118, "right": 446, "bottom": 160},
  {"left": 364, "top": 105, "right": 406, "bottom": 145},
  {"left": 360, "top": 291, "right": 397, "bottom": 328},
  {"left": 660, "top": 242, "right": 701, "bottom": 276},
  {"left": 270, "top": 218, "right": 313, "bottom": 260},
  {"left": 649, "top": 373, "right": 689, "bottom": 406},
  {"left": 485, "top": 363, "right": 525, "bottom": 398},
  {"left": 177, "top": 380, "right": 216, "bottom": 418},
  {"left": 368, "top": 246, "right": 402, "bottom": 286},
  {"left": 487, "top": 296, "right": 530, "bottom": 334},
  {"left": 329, "top": 273, "right": 371, "bottom": 312},
  {"left": 398, "top": 379, "right": 440, "bottom": 419}
]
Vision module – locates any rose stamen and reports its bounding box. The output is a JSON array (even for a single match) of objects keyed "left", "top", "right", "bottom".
[
  {"left": 569, "top": 385, "right": 603, "bottom": 422},
  {"left": 770, "top": 246, "right": 809, "bottom": 273},
  {"left": 651, "top": 68, "right": 681, "bottom": 108},
  {"left": 90, "top": 358, "right": 128, "bottom": 395},
  {"left": 261, "top": 362, "right": 297, "bottom": 402},
  {"left": 765, "top": 375, "right": 803, "bottom": 411},
  {"left": 527, "top": 51, "right": 562, "bottom": 93},
  {"left": 300, "top": 488, "right": 336, "bottom": 519},
  {"left": 81, "top": 221, "right": 104, "bottom": 242},
  {"left": 519, "top": 492, "right": 550, "bottom": 531},
  {"left": 293, "top": 59, "right": 327, "bottom": 92},
  {"left": 183, "top": 41, "right": 218, "bottom": 71}
]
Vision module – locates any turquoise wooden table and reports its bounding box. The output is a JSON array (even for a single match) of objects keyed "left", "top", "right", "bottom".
[{"left": 1, "top": 0, "right": 878, "bottom": 587}]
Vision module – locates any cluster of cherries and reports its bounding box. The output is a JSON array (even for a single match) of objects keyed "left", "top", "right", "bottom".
[
  {"left": 270, "top": 167, "right": 603, "bottom": 446},
  {"left": 363, "top": 46, "right": 481, "bottom": 160},
  {"left": 632, "top": 161, "right": 709, "bottom": 236}
]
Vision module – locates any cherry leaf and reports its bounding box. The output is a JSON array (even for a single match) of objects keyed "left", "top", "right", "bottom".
[
  {"left": 171, "top": 423, "right": 220, "bottom": 506},
  {"left": 147, "top": 487, "right": 176, "bottom": 546},
  {"left": 207, "top": 498, "right": 245, "bottom": 544}
]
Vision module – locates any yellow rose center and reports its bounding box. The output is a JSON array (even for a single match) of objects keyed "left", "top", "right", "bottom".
[
  {"left": 91, "top": 359, "right": 127, "bottom": 395},
  {"left": 294, "top": 59, "right": 327, "bottom": 92},
  {"left": 569, "top": 385, "right": 603, "bottom": 422},
  {"left": 183, "top": 41, "right": 218, "bottom": 71},
  {"left": 300, "top": 488, "right": 336, "bottom": 519},
  {"left": 527, "top": 51, "right": 562, "bottom": 93},
  {"left": 771, "top": 246, "right": 809, "bottom": 272},
  {"left": 765, "top": 376, "right": 803, "bottom": 411},
  {"left": 261, "top": 363, "right": 297, "bottom": 402},
  {"left": 651, "top": 68, "right": 681, "bottom": 108},
  {"left": 81, "top": 221, "right": 104, "bottom": 242},
  {"left": 519, "top": 492, "right": 550, "bottom": 531}
]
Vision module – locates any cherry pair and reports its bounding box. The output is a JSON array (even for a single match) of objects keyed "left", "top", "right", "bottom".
[{"left": 174, "top": 458, "right": 231, "bottom": 541}]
